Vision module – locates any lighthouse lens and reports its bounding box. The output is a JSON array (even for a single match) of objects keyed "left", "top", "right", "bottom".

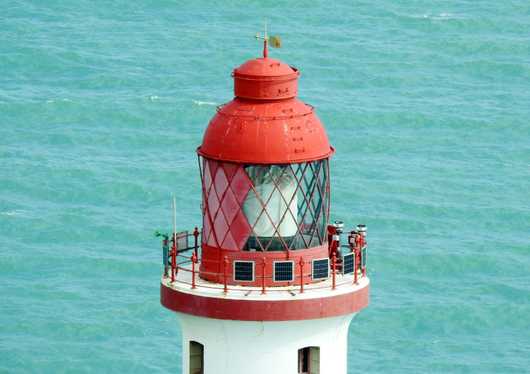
[{"left": 242, "top": 160, "right": 329, "bottom": 251}]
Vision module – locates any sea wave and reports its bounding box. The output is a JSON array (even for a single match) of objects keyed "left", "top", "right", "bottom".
[
  {"left": 0, "top": 210, "right": 27, "bottom": 217},
  {"left": 192, "top": 100, "right": 217, "bottom": 106},
  {"left": 45, "top": 98, "right": 73, "bottom": 104},
  {"left": 422, "top": 12, "right": 462, "bottom": 21}
]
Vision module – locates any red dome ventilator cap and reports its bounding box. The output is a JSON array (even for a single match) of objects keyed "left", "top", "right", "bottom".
[{"left": 233, "top": 57, "right": 299, "bottom": 100}]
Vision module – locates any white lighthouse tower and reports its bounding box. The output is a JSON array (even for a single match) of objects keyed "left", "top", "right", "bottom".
[{"left": 159, "top": 38, "right": 370, "bottom": 374}]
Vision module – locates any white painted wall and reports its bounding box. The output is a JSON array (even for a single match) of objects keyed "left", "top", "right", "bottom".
[{"left": 176, "top": 312, "right": 356, "bottom": 374}]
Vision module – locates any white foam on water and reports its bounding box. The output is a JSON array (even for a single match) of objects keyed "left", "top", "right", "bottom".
[
  {"left": 420, "top": 12, "right": 461, "bottom": 21},
  {"left": 1, "top": 210, "right": 26, "bottom": 217},
  {"left": 193, "top": 100, "right": 217, "bottom": 106},
  {"left": 45, "top": 98, "right": 72, "bottom": 104}
]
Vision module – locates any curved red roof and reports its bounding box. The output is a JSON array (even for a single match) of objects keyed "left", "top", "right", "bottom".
[
  {"left": 234, "top": 57, "right": 296, "bottom": 77},
  {"left": 198, "top": 55, "right": 333, "bottom": 164}
]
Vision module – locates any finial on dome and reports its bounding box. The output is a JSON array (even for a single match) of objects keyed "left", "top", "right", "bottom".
[{"left": 255, "top": 21, "right": 281, "bottom": 58}]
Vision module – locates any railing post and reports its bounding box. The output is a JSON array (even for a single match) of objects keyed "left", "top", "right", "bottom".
[
  {"left": 191, "top": 253, "right": 197, "bottom": 289},
  {"left": 299, "top": 257, "right": 304, "bottom": 294},
  {"left": 362, "top": 246, "right": 367, "bottom": 278},
  {"left": 353, "top": 248, "right": 358, "bottom": 284},
  {"left": 261, "top": 258, "right": 266, "bottom": 295},
  {"left": 223, "top": 256, "right": 229, "bottom": 294},
  {"left": 171, "top": 239, "right": 176, "bottom": 283},
  {"left": 193, "top": 227, "right": 199, "bottom": 258},
  {"left": 332, "top": 252, "right": 336, "bottom": 290}
]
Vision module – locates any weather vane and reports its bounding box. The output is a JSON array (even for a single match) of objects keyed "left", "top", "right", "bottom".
[{"left": 255, "top": 21, "right": 281, "bottom": 58}]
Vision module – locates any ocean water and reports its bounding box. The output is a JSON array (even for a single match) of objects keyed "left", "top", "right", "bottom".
[{"left": 1, "top": 1, "right": 529, "bottom": 373}]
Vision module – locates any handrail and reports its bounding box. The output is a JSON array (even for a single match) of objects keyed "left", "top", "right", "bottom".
[
  {"left": 166, "top": 253, "right": 367, "bottom": 295},
  {"left": 160, "top": 228, "right": 367, "bottom": 295}
]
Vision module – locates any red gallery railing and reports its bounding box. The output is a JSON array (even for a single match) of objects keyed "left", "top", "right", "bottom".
[{"left": 158, "top": 227, "right": 368, "bottom": 295}]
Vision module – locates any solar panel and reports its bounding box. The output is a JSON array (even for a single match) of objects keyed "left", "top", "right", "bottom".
[
  {"left": 234, "top": 261, "right": 254, "bottom": 282},
  {"left": 174, "top": 231, "right": 189, "bottom": 252},
  {"left": 361, "top": 247, "right": 367, "bottom": 268},
  {"left": 164, "top": 245, "right": 171, "bottom": 266},
  {"left": 342, "top": 252, "right": 355, "bottom": 275},
  {"left": 274, "top": 261, "right": 294, "bottom": 282},
  {"left": 312, "top": 258, "right": 329, "bottom": 280}
]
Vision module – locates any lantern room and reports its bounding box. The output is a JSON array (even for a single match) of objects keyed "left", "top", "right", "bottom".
[{"left": 197, "top": 52, "right": 335, "bottom": 287}]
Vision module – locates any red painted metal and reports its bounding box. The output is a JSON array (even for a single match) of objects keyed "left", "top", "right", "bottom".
[
  {"left": 353, "top": 248, "right": 358, "bottom": 284},
  {"left": 198, "top": 100, "right": 333, "bottom": 164},
  {"left": 299, "top": 257, "right": 304, "bottom": 294},
  {"left": 327, "top": 225, "right": 338, "bottom": 257},
  {"left": 191, "top": 253, "right": 197, "bottom": 289},
  {"left": 355, "top": 232, "right": 365, "bottom": 250},
  {"left": 197, "top": 53, "right": 333, "bottom": 164},
  {"left": 331, "top": 253, "right": 336, "bottom": 290},
  {"left": 193, "top": 227, "right": 199, "bottom": 258},
  {"left": 199, "top": 243, "right": 328, "bottom": 287},
  {"left": 163, "top": 237, "right": 169, "bottom": 277},
  {"left": 354, "top": 233, "right": 364, "bottom": 277},
  {"left": 160, "top": 282, "right": 369, "bottom": 321},
  {"left": 223, "top": 256, "right": 228, "bottom": 294},
  {"left": 261, "top": 258, "right": 266, "bottom": 295},
  {"left": 171, "top": 241, "right": 176, "bottom": 283},
  {"left": 233, "top": 58, "right": 298, "bottom": 100}
]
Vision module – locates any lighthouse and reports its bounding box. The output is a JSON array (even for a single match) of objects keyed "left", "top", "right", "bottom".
[{"left": 159, "top": 35, "right": 370, "bottom": 374}]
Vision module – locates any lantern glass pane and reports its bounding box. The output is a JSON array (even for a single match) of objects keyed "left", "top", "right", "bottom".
[{"left": 242, "top": 160, "right": 329, "bottom": 251}]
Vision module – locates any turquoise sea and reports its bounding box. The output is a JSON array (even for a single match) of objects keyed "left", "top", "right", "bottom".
[{"left": 1, "top": 1, "right": 529, "bottom": 373}]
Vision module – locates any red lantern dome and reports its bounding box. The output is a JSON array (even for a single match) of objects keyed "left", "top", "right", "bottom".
[{"left": 197, "top": 56, "right": 334, "bottom": 164}]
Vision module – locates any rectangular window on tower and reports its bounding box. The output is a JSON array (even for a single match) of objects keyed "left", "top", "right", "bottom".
[
  {"left": 189, "top": 341, "right": 204, "bottom": 374},
  {"left": 298, "top": 346, "right": 320, "bottom": 374},
  {"left": 273, "top": 261, "right": 294, "bottom": 282}
]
